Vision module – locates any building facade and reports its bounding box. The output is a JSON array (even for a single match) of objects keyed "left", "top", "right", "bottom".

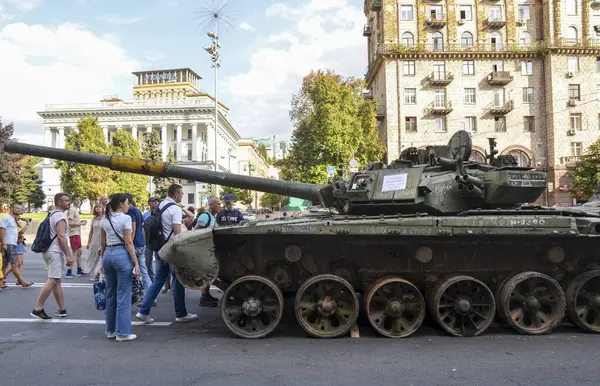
[
  {"left": 364, "top": 0, "right": 600, "bottom": 206},
  {"left": 254, "top": 136, "right": 293, "bottom": 160},
  {"left": 37, "top": 68, "right": 268, "bottom": 209}
]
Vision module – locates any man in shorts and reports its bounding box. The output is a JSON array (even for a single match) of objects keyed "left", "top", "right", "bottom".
[
  {"left": 31, "top": 193, "right": 74, "bottom": 320},
  {"left": 66, "top": 194, "right": 86, "bottom": 278}
]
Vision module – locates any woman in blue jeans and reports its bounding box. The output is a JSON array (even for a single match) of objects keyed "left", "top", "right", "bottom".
[{"left": 100, "top": 193, "right": 141, "bottom": 342}]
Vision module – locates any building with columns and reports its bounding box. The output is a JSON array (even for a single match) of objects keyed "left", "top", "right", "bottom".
[
  {"left": 364, "top": 0, "right": 600, "bottom": 206},
  {"left": 36, "top": 68, "right": 268, "bottom": 210}
]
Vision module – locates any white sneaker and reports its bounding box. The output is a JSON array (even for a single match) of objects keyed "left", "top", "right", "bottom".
[
  {"left": 106, "top": 332, "right": 116, "bottom": 339},
  {"left": 175, "top": 313, "right": 198, "bottom": 322},
  {"left": 135, "top": 312, "right": 154, "bottom": 324},
  {"left": 116, "top": 334, "right": 137, "bottom": 342}
]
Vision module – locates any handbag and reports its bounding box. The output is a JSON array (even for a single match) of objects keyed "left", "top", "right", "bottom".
[
  {"left": 107, "top": 215, "right": 144, "bottom": 304},
  {"left": 93, "top": 280, "right": 106, "bottom": 310}
]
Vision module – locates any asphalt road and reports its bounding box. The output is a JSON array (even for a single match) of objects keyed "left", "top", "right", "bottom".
[{"left": 1, "top": 250, "right": 599, "bottom": 386}]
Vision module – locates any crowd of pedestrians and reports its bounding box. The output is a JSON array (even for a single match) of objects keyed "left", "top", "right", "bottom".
[{"left": 1, "top": 185, "right": 248, "bottom": 342}]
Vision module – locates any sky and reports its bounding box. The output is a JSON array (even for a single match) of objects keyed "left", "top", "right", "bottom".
[{"left": 0, "top": 0, "right": 368, "bottom": 145}]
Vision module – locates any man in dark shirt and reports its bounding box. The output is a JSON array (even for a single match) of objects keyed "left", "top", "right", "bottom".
[
  {"left": 217, "top": 194, "right": 243, "bottom": 226},
  {"left": 125, "top": 193, "right": 152, "bottom": 296}
]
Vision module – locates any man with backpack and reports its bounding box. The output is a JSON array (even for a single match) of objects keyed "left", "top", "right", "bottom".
[
  {"left": 193, "top": 196, "right": 221, "bottom": 307},
  {"left": 135, "top": 184, "right": 197, "bottom": 324},
  {"left": 30, "top": 193, "right": 74, "bottom": 320}
]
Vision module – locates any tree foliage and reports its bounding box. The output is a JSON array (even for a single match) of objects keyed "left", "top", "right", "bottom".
[
  {"left": 154, "top": 147, "right": 180, "bottom": 199},
  {"left": 12, "top": 156, "right": 46, "bottom": 210},
  {"left": 111, "top": 129, "right": 149, "bottom": 205},
  {"left": 257, "top": 143, "right": 269, "bottom": 161},
  {"left": 0, "top": 119, "right": 23, "bottom": 203},
  {"left": 260, "top": 192, "right": 289, "bottom": 211},
  {"left": 281, "top": 70, "right": 385, "bottom": 184},
  {"left": 56, "top": 116, "right": 116, "bottom": 203},
  {"left": 220, "top": 186, "right": 253, "bottom": 207},
  {"left": 571, "top": 138, "right": 600, "bottom": 199}
]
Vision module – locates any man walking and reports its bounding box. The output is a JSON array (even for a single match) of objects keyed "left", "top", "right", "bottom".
[
  {"left": 66, "top": 194, "right": 86, "bottom": 278},
  {"left": 193, "top": 196, "right": 221, "bottom": 307},
  {"left": 0, "top": 203, "right": 33, "bottom": 287},
  {"left": 143, "top": 197, "right": 159, "bottom": 281},
  {"left": 136, "top": 184, "right": 197, "bottom": 323},
  {"left": 124, "top": 193, "right": 152, "bottom": 300},
  {"left": 31, "top": 193, "right": 73, "bottom": 319}
]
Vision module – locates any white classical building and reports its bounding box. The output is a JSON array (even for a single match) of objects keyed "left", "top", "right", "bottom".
[{"left": 36, "top": 68, "right": 258, "bottom": 210}]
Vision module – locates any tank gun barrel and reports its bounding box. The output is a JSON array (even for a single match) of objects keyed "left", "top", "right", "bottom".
[{"left": 3, "top": 141, "right": 328, "bottom": 205}]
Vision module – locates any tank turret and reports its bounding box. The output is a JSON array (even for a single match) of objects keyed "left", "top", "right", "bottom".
[{"left": 3, "top": 130, "right": 547, "bottom": 215}]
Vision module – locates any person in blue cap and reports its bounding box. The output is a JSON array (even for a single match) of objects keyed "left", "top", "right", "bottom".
[{"left": 216, "top": 194, "right": 243, "bottom": 226}]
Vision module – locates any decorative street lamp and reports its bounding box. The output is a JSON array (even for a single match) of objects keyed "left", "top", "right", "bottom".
[
  {"left": 244, "top": 162, "right": 258, "bottom": 209},
  {"left": 204, "top": 32, "right": 220, "bottom": 182}
]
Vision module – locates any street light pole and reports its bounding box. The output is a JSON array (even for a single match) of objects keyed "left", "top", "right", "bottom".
[
  {"left": 204, "top": 32, "right": 221, "bottom": 195},
  {"left": 244, "top": 162, "right": 257, "bottom": 209}
]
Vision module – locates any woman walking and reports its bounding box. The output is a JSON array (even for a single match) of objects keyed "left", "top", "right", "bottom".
[
  {"left": 100, "top": 194, "right": 140, "bottom": 342},
  {"left": 15, "top": 217, "right": 30, "bottom": 276},
  {"left": 86, "top": 204, "right": 104, "bottom": 281}
]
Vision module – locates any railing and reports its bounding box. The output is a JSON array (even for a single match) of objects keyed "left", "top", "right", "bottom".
[
  {"left": 561, "top": 156, "right": 582, "bottom": 164},
  {"left": 487, "top": 71, "right": 514, "bottom": 84},
  {"left": 371, "top": 0, "right": 381, "bottom": 11},
  {"left": 363, "top": 24, "right": 372, "bottom": 36},
  {"left": 376, "top": 42, "right": 547, "bottom": 55},
  {"left": 427, "top": 71, "right": 454, "bottom": 83},
  {"left": 488, "top": 100, "right": 515, "bottom": 114},
  {"left": 44, "top": 98, "right": 217, "bottom": 110}
]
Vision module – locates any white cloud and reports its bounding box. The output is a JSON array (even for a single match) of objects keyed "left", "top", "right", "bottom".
[
  {"left": 239, "top": 22, "right": 256, "bottom": 32},
  {"left": 94, "top": 15, "right": 147, "bottom": 25},
  {"left": 0, "top": 22, "right": 140, "bottom": 143},
  {"left": 0, "top": 5, "right": 15, "bottom": 22},
  {"left": 5, "top": 0, "right": 41, "bottom": 11},
  {"left": 225, "top": 0, "right": 366, "bottom": 139}
]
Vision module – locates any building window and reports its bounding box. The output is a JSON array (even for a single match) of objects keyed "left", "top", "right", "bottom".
[
  {"left": 173, "top": 146, "right": 177, "bottom": 160},
  {"left": 434, "top": 117, "right": 447, "bottom": 133},
  {"left": 433, "top": 60, "right": 445, "bottom": 79},
  {"left": 461, "top": 32, "right": 474, "bottom": 47},
  {"left": 470, "top": 151, "right": 486, "bottom": 163},
  {"left": 400, "top": 5, "right": 413, "bottom": 20},
  {"left": 508, "top": 150, "right": 531, "bottom": 167},
  {"left": 463, "top": 60, "right": 475, "bottom": 74},
  {"left": 521, "top": 60, "right": 533, "bottom": 75},
  {"left": 465, "top": 116, "right": 476, "bottom": 132},
  {"left": 459, "top": 5, "right": 472, "bottom": 20},
  {"left": 434, "top": 89, "right": 446, "bottom": 107},
  {"left": 492, "top": 60, "right": 503, "bottom": 72},
  {"left": 405, "top": 117, "right": 417, "bottom": 132},
  {"left": 432, "top": 32, "right": 444, "bottom": 51},
  {"left": 571, "top": 142, "right": 582, "bottom": 156},
  {"left": 569, "top": 84, "right": 581, "bottom": 100},
  {"left": 172, "top": 129, "right": 177, "bottom": 140},
  {"left": 519, "top": 32, "right": 531, "bottom": 46},
  {"left": 187, "top": 146, "right": 192, "bottom": 160},
  {"left": 566, "top": 0, "right": 577, "bottom": 16},
  {"left": 487, "top": 5, "right": 502, "bottom": 20},
  {"left": 404, "top": 88, "right": 416, "bottom": 104},
  {"left": 518, "top": 5, "right": 531, "bottom": 20},
  {"left": 566, "top": 26, "right": 578, "bottom": 43},
  {"left": 522, "top": 87, "right": 534, "bottom": 103},
  {"left": 464, "top": 88, "right": 476, "bottom": 104},
  {"left": 597, "top": 57, "right": 600, "bottom": 72},
  {"left": 401, "top": 32, "right": 414, "bottom": 47},
  {"left": 187, "top": 129, "right": 192, "bottom": 139},
  {"left": 188, "top": 193, "right": 194, "bottom": 205},
  {"left": 524, "top": 116, "right": 535, "bottom": 132},
  {"left": 403, "top": 60, "right": 415, "bottom": 75},
  {"left": 571, "top": 113, "right": 582, "bottom": 131},
  {"left": 568, "top": 56, "right": 579, "bottom": 72},
  {"left": 430, "top": 5, "right": 443, "bottom": 19},
  {"left": 495, "top": 117, "right": 506, "bottom": 132}
]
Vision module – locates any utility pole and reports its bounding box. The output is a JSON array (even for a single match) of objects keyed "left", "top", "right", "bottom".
[{"left": 204, "top": 31, "right": 221, "bottom": 195}]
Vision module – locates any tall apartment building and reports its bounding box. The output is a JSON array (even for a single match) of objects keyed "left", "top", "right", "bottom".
[{"left": 364, "top": 0, "right": 600, "bottom": 206}]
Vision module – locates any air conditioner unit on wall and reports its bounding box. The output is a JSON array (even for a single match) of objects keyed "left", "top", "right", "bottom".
[
  {"left": 457, "top": 19, "right": 465, "bottom": 25},
  {"left": 568, "top": 98, "right": 577, "bottom": 106},
  {"left": 567, "top": 129, "right": 576, "bottom": 135},
  {"left": 516, "top": 19, "right": 526, "bottom": 26},
  {"left": 566, "top": 71, "right": 574, "bottom": 78}
]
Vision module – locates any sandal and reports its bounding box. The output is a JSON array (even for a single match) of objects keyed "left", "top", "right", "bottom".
[{"left": 19, "top": 281, "right": 34, "bottom": 288}]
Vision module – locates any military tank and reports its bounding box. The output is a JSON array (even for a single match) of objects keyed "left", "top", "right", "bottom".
[{"left": 5, "top": 131, "right": 600, "bottom": 339}]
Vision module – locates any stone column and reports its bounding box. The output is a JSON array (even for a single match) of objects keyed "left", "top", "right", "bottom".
[
  {"left": 58, "top": 127, "right": 65, "bottom": 149},
  {"left": 206, "top": 123, "right": 215, "bottom": 168},
  {"left": 161, "top": 124, "right": 168, "bottom": 161},
  {"left": 44, "top": 127, "right": 52, "bottom": 164},
  {"left": 176, "top": 123, "right": 183, "bottom": 162},
  {"left": 191, "top": 123, "right": 198, "bottom": 161},
  {"left": 131, "top": 125, "right": 138, "bottom": 141},
  {"left": 102, "top": 126, "right": 108, "bottom": 142}
]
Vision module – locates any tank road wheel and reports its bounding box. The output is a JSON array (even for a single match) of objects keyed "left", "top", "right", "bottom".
[
  {"left": 364, "top": 276, "right": 426, "bottom": 338},
  {"left": 220, "top": 275, "right": 284, "bottom": 339},
  {"left": 566, "top": 270, "right": 600, "bottom": 333},
  {"left": 498, "top": 272, "right": 566, "bottom": 335},
  {"left": 295, "top": 274, "right": 359, "bottom": 339},
  {"left": 428, "top": 275, "right": 496, "bottom": 337}
]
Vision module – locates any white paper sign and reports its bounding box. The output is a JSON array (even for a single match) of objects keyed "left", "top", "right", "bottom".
[{"left": 381, "top": 173, "right": 408, "bottom": 192}]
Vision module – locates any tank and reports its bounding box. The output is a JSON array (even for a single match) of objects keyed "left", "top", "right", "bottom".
[{"left": 5, "top": 130, "right": 600, "bottom": 339}]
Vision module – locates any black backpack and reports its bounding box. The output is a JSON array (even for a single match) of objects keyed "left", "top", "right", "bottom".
[
  {"left": 143, "top": 202, "right": 177, "bottom": 251},
  {"left": 192, "top": 212, "right": 212, "bottom": 229},
  {"left": 31, "top": 211, "right": 61, "bottom": 253}
]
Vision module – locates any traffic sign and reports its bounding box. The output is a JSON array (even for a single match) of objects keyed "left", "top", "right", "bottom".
[
  {"left": 349, "top": 158, "right": 359, "bottom": 168},
  {"left": 327, "top": 165, "right": 335, "bottom": 177}
]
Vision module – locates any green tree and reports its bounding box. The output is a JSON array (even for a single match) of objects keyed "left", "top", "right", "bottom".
[
  {"left": 571, "top": 138, "right": 600, "bottom": 200},
  {"left": 56, "top": 116, "right": 115, "bottom": 203},
  {"left": 111, "top": 129, "right": 149, "bottom": 205},
  {"left": 283, "top": 70, "right": 385, "bottom": 184},
  {"left": 260, "top": 192, "right": 289, "bottom": 211},
  {"left": 12, "top": 156, "right": 45, "bottom": 210},
  {"left": 0, "top": 119, "right": 23, "bottom": 204},
  {"left": 154, "top": 147, "right": 180, "bottom": 198},
  {"left": 141, "top": 130, "right": 162, "bottom": 197},
  {"left": 220, "top": 186, "right": 253, "bottom": 207},
  {"left": 257, "top": 143, "right": 269, "bottom": 161}
]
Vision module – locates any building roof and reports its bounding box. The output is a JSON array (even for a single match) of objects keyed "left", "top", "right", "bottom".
[{"left": 132, "top": 68, "right": 202, "bottom": 80}]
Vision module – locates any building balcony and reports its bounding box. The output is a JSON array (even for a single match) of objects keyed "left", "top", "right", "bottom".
[
  {"left": 376, "top": 104, "right": 386, "bottom": 121},
  {"left": 487, "top": 71, "right": 514, "bottom": 85},
  {"left": 371, "top": 0, "right": 381, "bottom": 12},
  {"left": 363, "top": 90, "right": 373, "bottom": 100},
  {"left": 486, "top": 17, "right": 506, "bottom": 28},
  {"left": 375, "top": 41, "right": 547, "bottom": 56},
  {"left": 426, "top": 101, "right": 453, "bottom": 115},
  {"left": 426, "top": 71, "right": 454, "bottom": 85},
  {"left": 426, "top": 17, "right": 447, "bottom": 29},
  {"left": 363, "top": 24, "right": 372, "bottom": 37},
  {"left": 488, "top": 100, "right": 514, "bottom": 115},
  {"left": 560, "top": 156, "right": 582, "bottom": 167}
]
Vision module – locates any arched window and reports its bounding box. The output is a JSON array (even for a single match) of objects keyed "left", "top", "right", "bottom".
[
  {"left": 566, "top": 26, "right": 578, "bottom": 43},
  {"left": 490, "top": 32, "right": 503, "bottom": 50},
  {"left": 402, "top": 32, "right": 414, "bottom": 47},
  {"left": 432, "top": 32, "right": 443, "bottom": 51},
  {"left": 461, "top": 32, "right": 474, "bottom": 47},
  {"left": 469, "top": 150, "right": 486, "bottom": 163},
  {"left": 519, "top": 31, "right": 531, "bottom": 46},
  {"left": 508, "top": 149, "right": 531, "bottom": 167}
]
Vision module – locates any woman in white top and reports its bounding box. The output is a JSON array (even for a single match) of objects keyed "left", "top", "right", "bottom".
[{"left": 100, "top": 193, "right": 140, "bottom": 342}]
